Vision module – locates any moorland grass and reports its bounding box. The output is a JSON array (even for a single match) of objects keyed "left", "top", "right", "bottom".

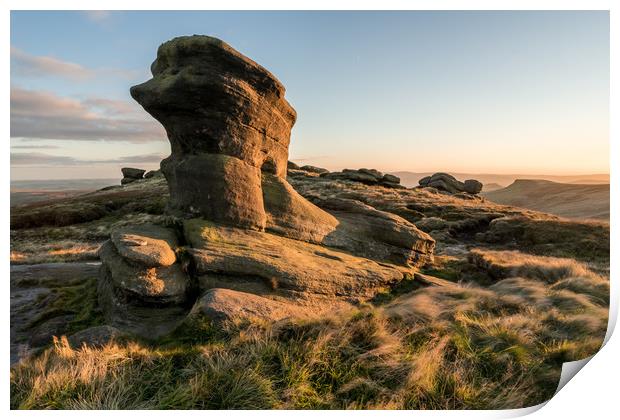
[{"left": 11, "top": 251, "right": 608, "bottom": 410}]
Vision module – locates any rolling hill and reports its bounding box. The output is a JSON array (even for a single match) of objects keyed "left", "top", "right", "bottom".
[{"left": 483, "top": 179, "right": 609, "bottom": 220}]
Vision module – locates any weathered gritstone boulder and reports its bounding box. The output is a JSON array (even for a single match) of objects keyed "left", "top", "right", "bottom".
[
  {"left": 321, "top": 168, "right": 405, "bottom": 189},
  {"left": 121, "top": 167, "right": 145, "bottom": 185},
  {"left": 189, "top": 288, "right": 318, "bottom": 324},
  {"left": 419, "top": 172, "right": 482, "bottom": 195},
  {"left": 130, "top": 35, "right": 335, "bottom": 238},
  {"left": 261, "top": 173, "right": 339, "bottom": 243},
  {"left": 287, "top": 161, "right": 300, "bottom": 170},
  {"left": 464, "top": 179, "right": 483, "bottom": 194},
  {"left": 299, "top": 165, "right": 329, "bottom": 174},
  {"left": 144, "top": 169, "right": 162, "bottom": 179},
  {"left": 311, "top": 197, "right": 435, "bottom": 267},
  {"left": 97, "top": 224, "right": 192, "bottom": 337},
  {"left": 183, "top": 219, "right": 410, "bottom": 302},
  {"left": 91, "top": 35, "right": 438, "bottom": 332}
]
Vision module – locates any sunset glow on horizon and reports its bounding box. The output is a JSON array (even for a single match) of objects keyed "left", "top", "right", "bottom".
[{"left": 10, "top": 11, "right": 609, "bottom": 180}]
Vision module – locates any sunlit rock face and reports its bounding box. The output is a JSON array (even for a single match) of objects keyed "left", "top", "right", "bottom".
[{"left": 131, "top": 35, "right": 305, "bottom": 230}]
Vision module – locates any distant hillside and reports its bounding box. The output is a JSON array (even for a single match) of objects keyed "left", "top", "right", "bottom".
[
  {"left": 482, "top": 183, "right": 504, "bottom": 192},
  {"left": 10, "top": 179, "right": 118, "bottom": 206},
  {"left": 393, "top": 172, "right": 609, "bottom": 189},
  {"left": 483, "top": 179, "right": 609, "bottom": 220}
]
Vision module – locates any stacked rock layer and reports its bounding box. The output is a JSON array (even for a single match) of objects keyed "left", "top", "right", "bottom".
[{"left": 97, "top": 35, "right": 436, "bottom": 334}]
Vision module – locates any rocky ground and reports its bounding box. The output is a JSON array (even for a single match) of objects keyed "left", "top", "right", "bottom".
[{"left": 10, "top": 168, "right": 610, "bottom": 409}]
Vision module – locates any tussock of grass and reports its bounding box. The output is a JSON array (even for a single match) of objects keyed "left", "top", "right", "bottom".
[{"left": 469, "top": 248, "right": 601, "bottom": 283}]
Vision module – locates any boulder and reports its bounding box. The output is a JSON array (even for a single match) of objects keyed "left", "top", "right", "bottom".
[
  {"left": 261, "top": 173, "right": 339, "bottom": 243},
  {"left": 98, "top": 241, "right": 188, "bottom": 304},
  {"left": 190, "top": 288, "right": 313, "bottom": 323},
  {"left": 418, "top": 172, "right": 482, "bottom": 195},
  {"left": 418, "top": 176, "right": 431, "bottom": 186},
  {"left": 130, "top": 35, "right": 337, "bottom": 237},
  {"left": 97, "top": 263, "right": 191, "bottom": 338},
  {"left": 121, "top": 167, "right": 146, "bottom": 179},
  {"left": 382, "top": 173, "right": 401, "bottom": 184},
  {"left": 312, "top": 198, "right": 435, "bottom": 267},
  {"left": 144, "top": 169, "right": 162, "bottom": 179},
  {"left": 98, "top": 225, "right": 192, "bottom": 338},
  {"left": 415, "top": 217, "right": 449, "bottom": 233},
  {"left": 358, "top": 168, "right": 383, "bottom": 179},
  {"left": 183, "top": 219, "right": 409, "bottom": 301},
  {"left": 320, "top": 169, "right": 403, "bottom": 189},
  {"left": 300, "top": 165, "right": 329, "bottom": 174},
  {"left": 464, "top": 179, "right": 483, "bottom": 194},
  {"left": 322, "top": 171, "right": 379, "bottom": 184},
  {"left": 111, "top": 224, "right": 178, "bottom": 267}
]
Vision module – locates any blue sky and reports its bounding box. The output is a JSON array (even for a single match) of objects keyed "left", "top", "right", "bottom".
[{"left": 10, "top": 11, "right": 609, "bottom": 179}]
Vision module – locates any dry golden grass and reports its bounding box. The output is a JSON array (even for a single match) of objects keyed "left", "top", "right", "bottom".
[
  {"left": 469, "top": 248, "right": 600, "bottom": 283},
  {"left": 11, "top": 249, "right": 608, "bottom": 410},
  {"left": 10, "top": 241, "right": 100, "bottom": 264}
]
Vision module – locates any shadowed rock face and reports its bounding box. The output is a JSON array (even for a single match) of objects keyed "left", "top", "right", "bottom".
[{"left": 131, "top": 35, "right": 303, "bottom": 230}]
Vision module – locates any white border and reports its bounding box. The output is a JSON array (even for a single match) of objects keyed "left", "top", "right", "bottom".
[{"left": 3, "top": 1, "right": 617, "bottom": 419}]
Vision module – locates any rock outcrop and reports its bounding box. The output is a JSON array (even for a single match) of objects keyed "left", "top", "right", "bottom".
[
  {"left": 321, "top": 168, "right": 404, "bottom": 189},
  {"left": 184, "top": 219, "right": 409, "bottom": 300},
  {"left": 130, "top": 36, "right": 333, "bottom": 238},
  {"left": 97, "top": 224, "right": 191, "bottom": 336},
  {"left": 121, "top": 167, "right": 145, "bottom": 185},
  {"left": 93, "top": 35, "right": 436, "bottom": 335},
  {"left": 299, "top": 165, "right": 329, "bottom": 174},
  {"left": 419, "top": 172, "right": 482, "bottom": 194},
  {"left": 189, "top": 289, "right": 318, "bottom": 324},
  {"left": 144, "top": 169, "right": 161, "bottom": 179}
]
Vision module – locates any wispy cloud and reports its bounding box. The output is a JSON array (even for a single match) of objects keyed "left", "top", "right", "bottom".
[
  {"left": 11, "top": 47, "right": 93, "bottom": 80},
  {"left": 11, "top": 144, "right": 60, "bottom": 150},
  {"left": 11, "top": 87, "right": 165, "bottom": 142},
  {"left": 11, "top": 47, "right": 140, "bottom": 81},
  {"left": 11, "top": 152, "right": 165, "bottom": 167}
]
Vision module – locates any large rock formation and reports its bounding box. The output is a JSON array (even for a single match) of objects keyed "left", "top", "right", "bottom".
[
  {"left": 130, "top": 35, "right": 333, "bottom": 237},
  {"left": 95, "top": 35, "right": 435, "bottom": 335}
]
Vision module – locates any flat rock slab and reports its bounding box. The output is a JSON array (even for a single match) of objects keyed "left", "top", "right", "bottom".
[
  {"left": 111, "top": 224, "right": 178, "bottom": 267},
  {"left": 184, "top": 219, "right": 408, "bottom": 301},
  {"left": 191, "top": 288, "right": 316, "bottom": 323}
]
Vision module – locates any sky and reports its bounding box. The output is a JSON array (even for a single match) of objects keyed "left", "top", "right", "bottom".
[{"left": 10, "top": 10, "right": 609, "bottom": 180}]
